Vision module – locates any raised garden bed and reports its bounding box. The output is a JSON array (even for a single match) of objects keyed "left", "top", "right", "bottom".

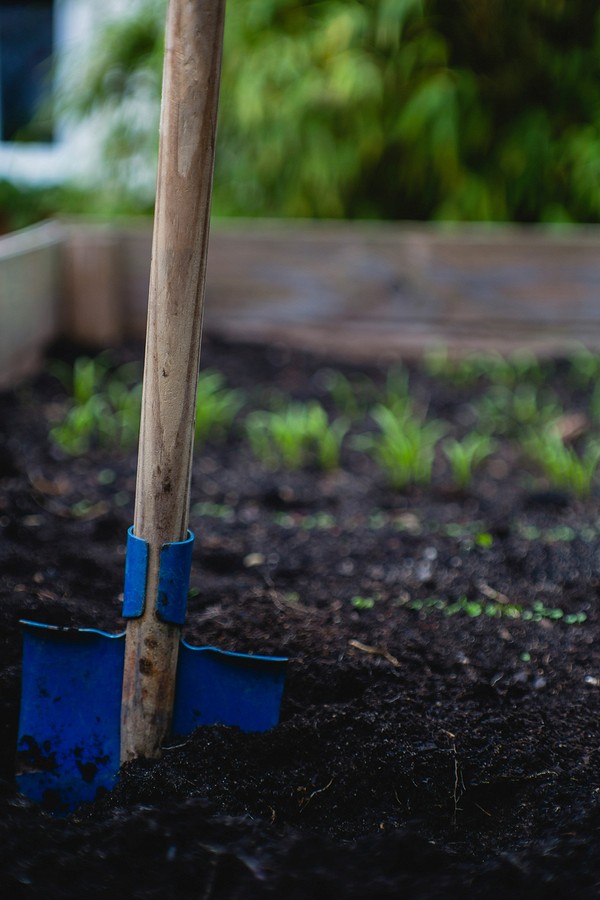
[
  {"left": 1, "top": 335, "right": 599, "bottom": 897},
  {"left": 7, "top": 219, "right": 600, "bottom": 388}
]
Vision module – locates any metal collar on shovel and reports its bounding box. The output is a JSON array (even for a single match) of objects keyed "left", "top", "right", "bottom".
[{"left": 16, "top": 0, "right": 286, "bottom": 814}]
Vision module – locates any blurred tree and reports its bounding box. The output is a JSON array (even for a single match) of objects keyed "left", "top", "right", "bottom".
[{"left": 43, "top": 0, "right": 600, "bottom": 221}]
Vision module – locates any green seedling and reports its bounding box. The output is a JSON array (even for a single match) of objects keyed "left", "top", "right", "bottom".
[
  {"left": 50, "top": 355, "right": 143, "bottom": 454},
  {"left": 382, "top": 365, "right": 413, "bottom": 419},
  {"left": 424, "top": 348, "right": 546, "bottom": 389},
  {"left": 50, "top": 353, "right": 113, "bottom": 405},
  {"left": 403, "top": 594, "right": 587, "bottom": 624},
  {"left": 273, "top": 511, "right": 337, "bottom": 530},
  {"left": 246, "top": 402, "right": 348, "bottom": 471},
  {"left": 190, "top": 501, "right": 235, "bottom": 522},
  {"left": 351, "top": 596, "right": 376, "bottom": 610},
  {"left": 50, "top": 356, "right": 241, "bottom": 455},
  {"left": 422, "top": 346, "right": 453, "bottom": 381},
  {"left": 321, "top": 369, "right": 374, "bottom": 420},
  {"left": 195, "top": 370, "right": 244, "bottom": 444},
  {"left": 50, "top": 395, "right": 112, "bottom": 455},
  {"left": 489, "top": 349, "right": 546, "bottom": 388},
  {"left": 474, "top": 531, "right": 494, "bottom": 548},
  {"left": 475, "top": 383, "right": 562, "bottom": 435},
  {"left": 105, "top": 379, "right": 143, "bottom": 449},
  {"left": 317, "top": 417, "right": 350, "bottom": 471},
  {"left": 442, "top": 433, "right": 496, "bottom": 489},
  {"left": 299, "top": 512, "right": 337, "bottom": 530},
  {"left": 542, "top": 525, "right": 577, "bottom": 542},
  {"left": 358, "top": 404, "right": 447, "bottom": 489},
  {"left": 424, "top": 350, "right": 500, "bottom": 387},
  {"left": 566, "top": 344, "right": 600, "bottom": 389},
  {"left": 522, "top": 428, "right": 600, "bottom": 497},
  {"left": 423, "top": 347, "right": 490, "bottom": 387}
]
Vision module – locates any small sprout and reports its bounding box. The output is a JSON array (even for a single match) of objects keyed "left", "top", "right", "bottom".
[
  {"left": 69, "top": 499, "right": 98, "bottom": 518},
  {"left": 442, "top": 433, "right": 496, "bottom": 490},
  {"left": 191, "top": 501, "right": 235, "bottom": 522},
  {"left": 246, "top": 402, "right": 348, "bottom": 471},
  {"left": 522, "top": 428, "right": 600, "bottom": 497},
  {"left": 195, "top": 370, "right": 244, "bottom": 444},
  {"left": 520, "top": 524, "right": 542, "bottom": 540},
  {"left": 71, "top": 354, "right": 112, "bottom": 405},
  {"left": 323, "top": 369, "right": 359, "bottom": 418},
  {"left": 422, "top": 346, "right": 452, "bottom": 381},
  {"left": 500, "top": 349, "right": 545, "bottom": 387},
  {"left": 360, "top": 404, "right": 447, "bottom": 489},
  {"left": 564, "top": 612, "right": 588, "bottom": 624},
  {"left": 351, "top": 596, "right": 376, "bottom": 610},
  {"left": 51, "top": 357, "right": 243, "bottom": 455},
  {"left": 474, "top": 531, "right": 493, "bottom": 548},
  {"left": 321, "top": 369, "right": 373, "bottom": 419},
  {"left": 50, "top": 394, "right": 112, "bottom": 455},
  {"left": 299, "top": 512, "right": 337, "bottom": 530},
  {"left": 544, "top": 525, "right": 576, "bottom": 543},
  {"left": 273, "top": 512, "right": 296, "bottom": 529},
  {"left": 520, "top": 652, "right": 532, "bottom": 662},
  {"left": 567, "top": 345, "right": 600, "bottom": 389},
  {"left": 444, "top": 597, "right": 482, "bottom": 617},
  {"left": 423, "top": 347, "right": 492, "bottom": 387},
  {"left": 383, "top": 365, "right": 412, "bottom": 418},
  {"left": 475, "top": 383, "right": 562, "bottom": 436},
  {"left": 406, "top": 594, "right": 586, "bottom": 624}
]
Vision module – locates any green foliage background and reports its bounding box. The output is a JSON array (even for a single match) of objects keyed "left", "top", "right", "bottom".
[{"left": 19, "top": 0, "right": 600, "bottom": 223}]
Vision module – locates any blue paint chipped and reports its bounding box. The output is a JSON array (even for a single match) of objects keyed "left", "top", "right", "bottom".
[{"left": 16, "top": 621, "right": 287, "bottom": 813}]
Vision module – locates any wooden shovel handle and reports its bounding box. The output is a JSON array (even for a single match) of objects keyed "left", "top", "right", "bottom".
[{"left": 121, "top": 0, "right": 226, "bottom": 763}]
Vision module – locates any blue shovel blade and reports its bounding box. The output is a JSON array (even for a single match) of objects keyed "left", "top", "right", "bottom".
[
  {"left": 173, "top": 640, "right": 287, "bottom": 735},
  {"left": 16, "top": 623, "right": 125, "bottom": 814},
  {"left": 16, "top": 621, "right": 286, "bottom": 814}
]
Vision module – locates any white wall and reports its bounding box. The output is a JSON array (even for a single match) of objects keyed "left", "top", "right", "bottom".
[{"left": 0, "top": 0, "right": 133, "bottom": 185}]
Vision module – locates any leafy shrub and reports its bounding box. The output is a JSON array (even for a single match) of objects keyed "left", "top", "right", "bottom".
[{"left": 50, "top": 0, "right": 600, "bottom": 223}]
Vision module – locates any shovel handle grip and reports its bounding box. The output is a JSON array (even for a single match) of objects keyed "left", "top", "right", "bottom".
[{"left": 121, "top": 0, "right": 226, "bottom": 763}]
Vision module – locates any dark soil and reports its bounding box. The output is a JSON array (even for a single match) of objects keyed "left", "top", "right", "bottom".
[{"left": 1, "top": 336, "right": 599, "bottom": 898}]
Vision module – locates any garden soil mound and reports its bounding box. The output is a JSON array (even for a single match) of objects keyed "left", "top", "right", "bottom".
[{"left": 0, "top": 337, "right": 599, "bottom": 898}]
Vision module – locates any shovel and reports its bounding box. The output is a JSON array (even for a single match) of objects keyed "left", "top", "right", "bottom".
[{"left": 16, "top": 0, "right": 286, "bottom": 814}]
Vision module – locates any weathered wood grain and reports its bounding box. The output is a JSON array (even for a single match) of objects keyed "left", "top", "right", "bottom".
[{"left": 120, "top": 0, "right": 225, "bottom": 763}]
